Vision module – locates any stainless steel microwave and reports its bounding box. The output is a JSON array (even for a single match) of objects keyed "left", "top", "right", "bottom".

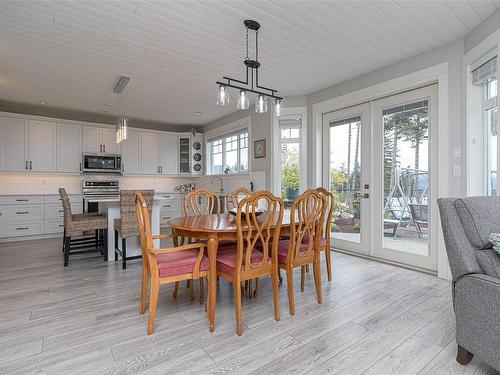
[{"left": 82, "top": 153, "right": 122, "bottom": 174}]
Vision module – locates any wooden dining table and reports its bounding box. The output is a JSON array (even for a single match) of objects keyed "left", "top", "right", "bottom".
[{"left": 169, "top": 212, "right": 291, "bottom": 332}]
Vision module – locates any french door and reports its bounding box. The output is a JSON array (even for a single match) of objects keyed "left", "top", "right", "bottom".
[
  {"left": 323, "top": 85, "right": 438, "bottom": 272},
  {"left": 323, "top": 103, "right": 371, "bottom": 256}
]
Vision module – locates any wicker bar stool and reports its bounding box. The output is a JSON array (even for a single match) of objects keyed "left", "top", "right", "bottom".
[
  {"left": 59, "top": 188, "right": 108, "bottom": 267},
  {"left": 114, "top": 190, "right": 155, "bottom": 269}
]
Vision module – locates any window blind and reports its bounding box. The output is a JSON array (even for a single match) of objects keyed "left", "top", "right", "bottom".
[
  {"left": 330, "top": 116, "right": 361, "bottom": 127},
  {"left": 472, "top": 55, "right": 497, "bottom": 86}
]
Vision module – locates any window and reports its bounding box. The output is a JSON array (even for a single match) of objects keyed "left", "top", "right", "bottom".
[
  {"left": 279, "top": 116, "right": 302, "bottom": 200},
  {"left": 471, "top": 54, "right": 497, "bottom": 195},
  {"left": 207, "top": 129, "right": 248, "bottom": 175}
]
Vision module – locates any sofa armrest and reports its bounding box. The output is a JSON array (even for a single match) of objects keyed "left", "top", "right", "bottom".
[{"left": 454, "top": 274, "right": 500, "bottom": 370}]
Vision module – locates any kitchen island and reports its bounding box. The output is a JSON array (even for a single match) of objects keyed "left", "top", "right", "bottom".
[{"left": 84, "top": 195, "right": 166, "bottom": 261}]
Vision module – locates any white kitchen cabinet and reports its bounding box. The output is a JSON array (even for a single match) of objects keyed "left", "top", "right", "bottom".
[
  {"left": 0, "top": 117, "right": 27, "bottom": 172},
  {"left": 141, "top": 133, "right": 160, "bottom": 174},
  {"left": 102, "top": 128, "right": 120, "bottom": 154},
  {"left": 121, "top": 130, "right": 141, "bottom": 174},
  {"left": 56, "top": 123, "right": 81, "bottom": 173},
  {"left": 159, "top": 133, "right": 178, "bottom": 175},
  {"left": 82, "top": 126, "right": 101, "bottom": 154},
  {"left": 82, "top": 126, "right": 120, "bottom": 154},
  {"left": 28, "top": 121, "right": 56, "bottom": 172}
]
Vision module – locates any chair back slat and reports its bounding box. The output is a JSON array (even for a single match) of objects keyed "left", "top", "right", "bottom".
[
  {"left": 316, "top": 187, "right": 334, "bottom": 240},
  {"left": 135, "top": 192, "right": 154, "bottom": 255},
  {"left": 235, "top": 191, "right": 283, "bottom": 275},
  {"left": 227, "top": 187, "right": 252, "bottom": 212},
  {"left": 288, "top": 190, "right": 326, "bottom": 262},
  {"left": 184, "top": 188, "right": 220, "bottom": 216}
]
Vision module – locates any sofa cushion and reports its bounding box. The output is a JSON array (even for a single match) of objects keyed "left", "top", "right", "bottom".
[
  {"left": 475, "top": 249, "right": 500, "bottom": 278},
  {"left": 454, "top": 197, "right": 500, "bottom": 249}
]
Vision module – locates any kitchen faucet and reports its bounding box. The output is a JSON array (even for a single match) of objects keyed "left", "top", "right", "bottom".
[{"left": 211, "top": 176, "right": 224, "bottom": 196}]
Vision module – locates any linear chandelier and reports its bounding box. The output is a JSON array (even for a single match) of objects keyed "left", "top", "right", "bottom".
[
  {"left": 216, "top": 20, "right": 283, "bottom": 116},
  {"left": 114, "top": 76, "right": 129, "bottom": 143}
]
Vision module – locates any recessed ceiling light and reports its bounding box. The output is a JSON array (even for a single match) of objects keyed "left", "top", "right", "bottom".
[
  {"left": 194, "top": 111, "right": 202, "bottom": 115},
  {"left": 40, "top": 101, "right": 48, "bottom": 105},
  {"left": 151, "top": 117, "right": 156, "bottom": 120},
  {"left": 100, "top": 109, "right": 109, "bottom": 113},
  {"left": 103, "top": 103, "right": 112, "bottom": 107}
]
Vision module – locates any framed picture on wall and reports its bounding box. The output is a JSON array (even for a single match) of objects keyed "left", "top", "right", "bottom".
[{"left": 254, "top": 139, "right": 266, "bottom": 158}]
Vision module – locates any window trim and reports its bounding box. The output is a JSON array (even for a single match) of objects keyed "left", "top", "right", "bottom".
[{"left": 271, "top": 107, "right": 308, "bottom": 196}]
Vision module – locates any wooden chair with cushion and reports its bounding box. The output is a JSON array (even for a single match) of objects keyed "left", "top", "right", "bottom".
[
  {"left": 216, "top": 191, "right": 284, "bottom": 335},
  {"left": 316, "top": 187, "right": 334, "bottom": 281},
  {"left": 59, "top": 188, "right": 108, "bottom": 267},
  {"left": 184, "top": 188, "right": 220, "bottom": 216},
  {"left": 278, "top": 189, "right": 326, "bottom": 315},
  {"left": 135, "top": 192, "right": 209, "bottom": 335},
  {"left": 114, "top": 190, "right": 155, "bottom": 269}
]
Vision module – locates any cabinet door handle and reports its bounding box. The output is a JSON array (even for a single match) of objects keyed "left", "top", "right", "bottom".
[
  {"left": 30, "top": 161, "right": 32, "bottom": 170},
  {"left": 16, "top": 211, "right": 29, "bottom": 215},
  {"left": 103, "top": 144, "right": 106, "bottom": 153},
  {"left": 16, "top": 227, "right": 29, "bottom": 231},
  {"left": 80, "top": 162, "right": 82, "bottom": 172},
  {"left": 16, "top": 199, "right": 29, "bottom": 202},
  {"left": 122, "top": 164, "right": 125, "bottom": 172},
  {"left": 25, "top": 161, "right": 28, "bottom": 170}
]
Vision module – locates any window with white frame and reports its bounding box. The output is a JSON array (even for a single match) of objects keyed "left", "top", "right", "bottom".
[
  {"left": 279, "top": 115, "right": 302, "bottom": 200},
  {"left": 207, "top": 129, "right": 249, "bottom": 175},
  {"left": 472, "top": 54, "right": 498, "bottom": 195}
]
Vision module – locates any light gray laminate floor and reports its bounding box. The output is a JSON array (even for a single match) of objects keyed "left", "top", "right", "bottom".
[{"left": 0, "top": 237, "right": 498, "bottom": 375}]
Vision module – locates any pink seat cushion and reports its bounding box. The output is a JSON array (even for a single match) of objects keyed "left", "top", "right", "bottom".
[
  {"left": 277, "top": 239, "right": 309, "bottom": 263},
  {"left": 216, "top": 246, "right": 270, "bottom": 276},
  {"left": 281, "top": 234, "right": 327, "bottom": 247},
  {"left": 157, "top": 249, "right": 208, "bottom": 278}
]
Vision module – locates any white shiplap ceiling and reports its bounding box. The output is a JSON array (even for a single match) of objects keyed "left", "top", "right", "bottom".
[{"left": 0, "top": 1, "right": 498, "bottom": 126}]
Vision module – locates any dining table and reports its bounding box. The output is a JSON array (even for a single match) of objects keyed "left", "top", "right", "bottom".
[{"left": 169, "top": 211, "right": 291, "bottom": 332}]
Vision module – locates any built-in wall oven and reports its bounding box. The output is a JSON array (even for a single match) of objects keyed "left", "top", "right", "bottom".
[{"left": 82, "top": 153, "right": 122, "bottom": 174}]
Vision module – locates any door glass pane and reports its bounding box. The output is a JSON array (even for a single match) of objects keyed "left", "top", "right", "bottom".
[
  {"left": 329, "top": 117, "right": 362, "bottom": 243},
  {"left": 487, "top": 107, "right": 498, "bottom": 195},
  {"left": 382, "top": 100, "right": 429, "bottom": 255}
]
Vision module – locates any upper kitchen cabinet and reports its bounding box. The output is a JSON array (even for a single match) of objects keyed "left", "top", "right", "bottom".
[
  {"left": 121, "top": 129, "right": 141, "bottom": 174},
  {"left": 141, "top": 132, "right": 160, "bottom": 175},
  {"left": 82, "top": 126, "right": 120, "bottom": 155},
  {"left": 28, "top": 121, "right": 56, "bottom": 172},
  {"left": 102, "top": 128, "right": 120, "bottom": 154},
  {"left": 178, "top": 136, "right": 191, "bottom": 174},
  {"left": 56, "top": 123, "right": 81, "bottom": 173},
  {"left": 0, "top": 117, "right": 27, "bottom": 172},
  {"left": 159, "top": 133, "right": 178, "bottom": 175}
]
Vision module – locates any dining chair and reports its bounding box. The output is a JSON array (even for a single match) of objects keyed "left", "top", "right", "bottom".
[
  {"left": 316, "top": 187, "right": 334, "bottom": 281},
  {"left": 135, "top": 192, "right": 209, "bottom": 335},
  {"left": 278, "top": 189, "right": 326, "bottom": 315},
  {"left": 59, "top": 188, "right": 108, "bottom": 267},
  {"left": 114, "top": 190, "right": 155, "bottom": 269},
  {"left": 226, "top": 187, "right": 252, "bottom": 212},
  {"left": 184, "top": 188, "right": 221, "bottom": 216},
  {"left": 216, "top": 190, "right": 284, "bottom": 335}
]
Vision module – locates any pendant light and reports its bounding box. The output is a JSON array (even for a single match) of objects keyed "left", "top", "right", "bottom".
[
  {"left": 255, "top": 94, "right": 267, "bottom": 113},
  {"left": 237, "top": 90, "right": 250, "bottom": 110},
  {"left": 113, "top": 76, "right": 130, "bottom": 143},
  {"left": 216, "top": 20, "right": 283, "bottom": 116}
]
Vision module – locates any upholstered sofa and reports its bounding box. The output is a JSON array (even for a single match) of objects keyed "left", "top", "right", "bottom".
[{"left": 438, "top": 197, "right": 500, "bottom": 371}]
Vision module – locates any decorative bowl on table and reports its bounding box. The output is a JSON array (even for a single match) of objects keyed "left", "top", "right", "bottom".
[{"left": 228, "top": 208, "right": 264, "bottom": 218}]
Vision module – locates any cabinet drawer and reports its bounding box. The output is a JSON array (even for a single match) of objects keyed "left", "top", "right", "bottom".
[
  {"left": 156, "top": 194, "right": 179, "bottom": 200},
  {"left": 160, "top": 212, "right": 181, "bottom": 226},
  {"left": 0, "top": 205, "right": 44, "bottom": 223},
  {"left": 159, "top": 201, "right": 180, "bottom": 212},
  {"left": 0, "top": 196, "right": 43, "bottom": 205},
  {"left": 44, "top": 195, "right": 82, "bottom": 204},
  {"left": 45, "top": 221, "right": 65, "bottom": 234},
  {"left": 2, "top": 222, "right": 43, "bottom": 237},
  {"left": 45, "top": 203, "right": 82, "bottom": 220}
]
